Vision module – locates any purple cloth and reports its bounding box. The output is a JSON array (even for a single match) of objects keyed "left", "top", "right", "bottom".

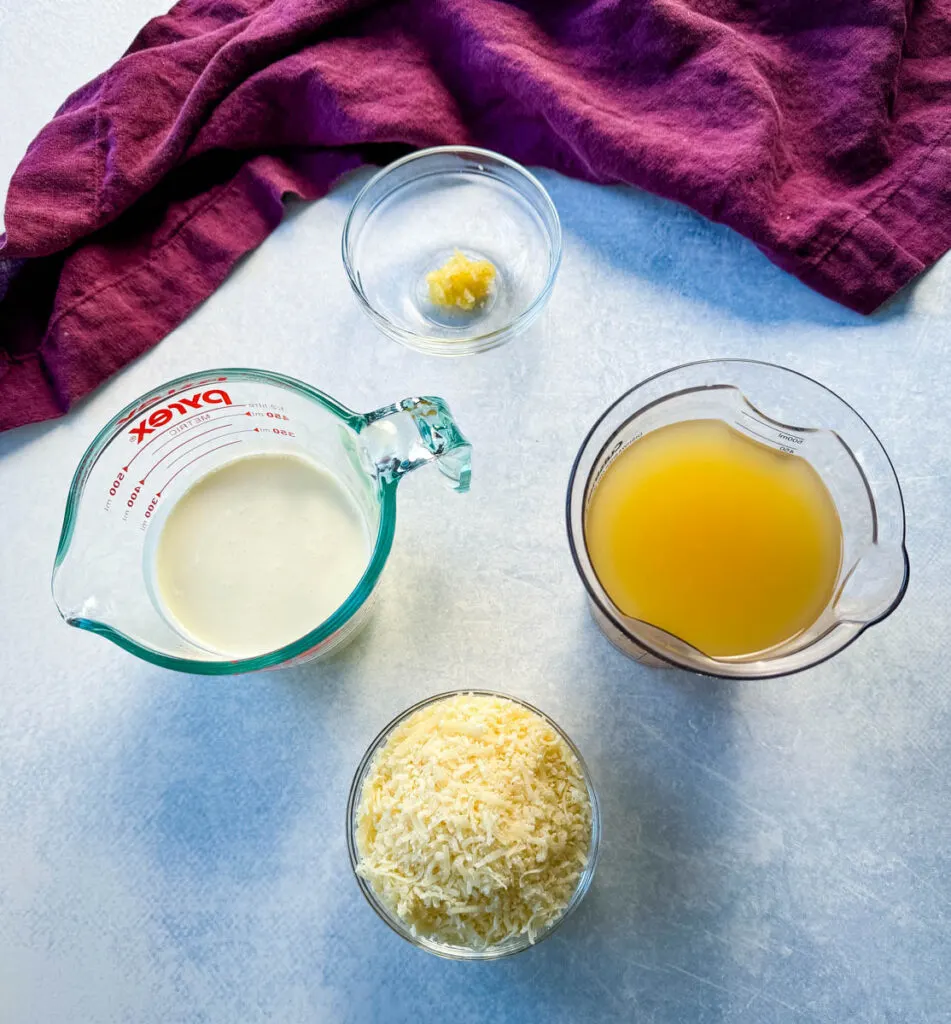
[{"left": 4, "top": 0, "right": 951, "bottom": 431}]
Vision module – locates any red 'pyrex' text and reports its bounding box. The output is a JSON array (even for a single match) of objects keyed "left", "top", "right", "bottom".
[{"left": 127, "top": 389, "right": 232, "bottom": 443}]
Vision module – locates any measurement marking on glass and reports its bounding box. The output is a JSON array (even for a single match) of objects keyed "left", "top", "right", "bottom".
[
  {"left": 123, "top": 432, "right": 253, "bottom": 520},
  {"left": 739, "top": 410, "right": 804, "bottom": 443},
  {"left": 159, "top": 439, "right": 244, "bottom": 493},
  {"left": 123, "top": 407, "right": 247, "bottom": 470},
  {"left": 117, "top": 421, "right": 299, "bottom": 517},
  {"left": 738, "top": 422, "right": 776, "bottom": 444},
  {"left": 154, "top": 428, "right": 255, "bottom": 478},
  {"left": 151, "top": 416, "right": 235, "bottom": 455},
  {"left": 137, "top": 423, "right": 232, "bottom": 480},
  {"left": 138, "top": 440, "right": 244, "bottom": 530},
  {"left": 737, "top": 422, "right": 796, "bottom": 453}
]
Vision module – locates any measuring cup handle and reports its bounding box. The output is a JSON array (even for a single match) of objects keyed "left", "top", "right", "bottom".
[{"left": 360, "top": 396, "right": 472, "bottom": 492}]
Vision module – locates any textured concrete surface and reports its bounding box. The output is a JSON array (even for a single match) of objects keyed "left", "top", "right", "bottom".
[{"left": 1, "top": 2, "right": 949, "bottom": 1022}]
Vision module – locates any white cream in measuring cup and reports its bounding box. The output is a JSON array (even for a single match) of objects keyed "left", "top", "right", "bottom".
[
  {"left": 152, "top": 453, "right": 369, "bottom": 658},
  {"left": 52, "top": 369, "right": 472, "bottom": 673}
]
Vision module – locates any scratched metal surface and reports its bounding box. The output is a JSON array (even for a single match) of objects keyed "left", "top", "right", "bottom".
[{"left": 1, "top": 3, "right": 949, "bottom": 1022}]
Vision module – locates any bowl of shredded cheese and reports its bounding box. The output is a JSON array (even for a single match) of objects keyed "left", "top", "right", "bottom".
[
  {"left": 347, "top": 690, "right": 601, "bottom": 959},
  {"left": 341, "top": 147, "right": 562, "bottom": 356}
]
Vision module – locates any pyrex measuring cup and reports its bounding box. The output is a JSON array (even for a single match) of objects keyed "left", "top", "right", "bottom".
[
  {"left": 52, "top": 368, "right": 471, "bottom": 673},
  {"left": 567, "top": 360, "right": 908, "bottom": 679}
]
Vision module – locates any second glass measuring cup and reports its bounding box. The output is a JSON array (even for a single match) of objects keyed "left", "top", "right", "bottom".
[
  {"left": 52, "top": 368, "right": 472, "bottom": 673},
  {"left": 567, "top": 360, "right": 909, "bottom": 679}
]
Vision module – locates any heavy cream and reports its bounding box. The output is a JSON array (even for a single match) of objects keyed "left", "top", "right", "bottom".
[{"left": 153, "top": 453, "right": 369, "bottom": 658}]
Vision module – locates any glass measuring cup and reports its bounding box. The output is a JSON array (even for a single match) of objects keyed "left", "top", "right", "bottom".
[
  {"left": 52, "top": 368, "right": 471, "bottom": 673},
  {"left": 567, "top": 360, "right": 908, "bottom": 679}
]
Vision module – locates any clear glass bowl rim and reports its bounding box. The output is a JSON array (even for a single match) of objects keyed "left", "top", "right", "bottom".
[
  {"left": 341, "top": 145, "right": 563, "bottom": 355},
  {"left": 346, "top": 688, "right": 603, "bottom": 961},
  {"left": 565, "top": 357, "right": 910, "bottom": 680}
]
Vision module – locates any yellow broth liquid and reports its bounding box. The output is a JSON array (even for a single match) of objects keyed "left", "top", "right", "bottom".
[{"left": 584, "top": 419, "right": 843, "bottom": 658}]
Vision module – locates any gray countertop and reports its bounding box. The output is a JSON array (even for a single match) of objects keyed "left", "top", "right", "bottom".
[{"left": 1, "top": 3, "right": 948, "bottom": 1022}]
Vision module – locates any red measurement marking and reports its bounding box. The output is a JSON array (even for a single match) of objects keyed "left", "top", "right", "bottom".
[
  {"left": 122, "top": 407, "right": 247, "bottom": 470},
  {"left": 155, "top": 439, "right": 244, "bottom": 497},
  {"left": 151, "top": 417, "right": 237, "bottom": 455},
  {"left": 143, "top": 428, "right": 254, "bottom": 483},
  {"left": 138, "top": 423, "right": 231, "bottom": 482}
]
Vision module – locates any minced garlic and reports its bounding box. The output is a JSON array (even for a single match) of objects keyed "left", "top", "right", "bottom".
[
  {"left": 354, "top": 693, "right": 592, "bottom": 949},
  {"left": 426, "top": 250, "right": 496, "bottom": 311}
]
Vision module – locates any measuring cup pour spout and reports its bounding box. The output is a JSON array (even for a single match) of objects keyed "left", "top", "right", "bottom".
[{"left": 51, "top": 369, "right": 473, "bottom": 674}]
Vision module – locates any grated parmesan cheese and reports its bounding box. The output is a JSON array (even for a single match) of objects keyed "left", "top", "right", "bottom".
[{"left": 354, "top": 693, "right": 593, "bottom": 949}]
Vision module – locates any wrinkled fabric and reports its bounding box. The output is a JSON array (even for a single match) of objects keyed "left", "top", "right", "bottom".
[{"left": 3, "top": 0, "right": 951, "bottom": 430}]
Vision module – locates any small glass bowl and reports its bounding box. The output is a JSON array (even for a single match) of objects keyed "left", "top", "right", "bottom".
[
  {"left": 341, "top": 147, "right": 562, "bottom": 356},
  {"left": 346, "top": 689, "right": 602, "bottom": 960}
]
